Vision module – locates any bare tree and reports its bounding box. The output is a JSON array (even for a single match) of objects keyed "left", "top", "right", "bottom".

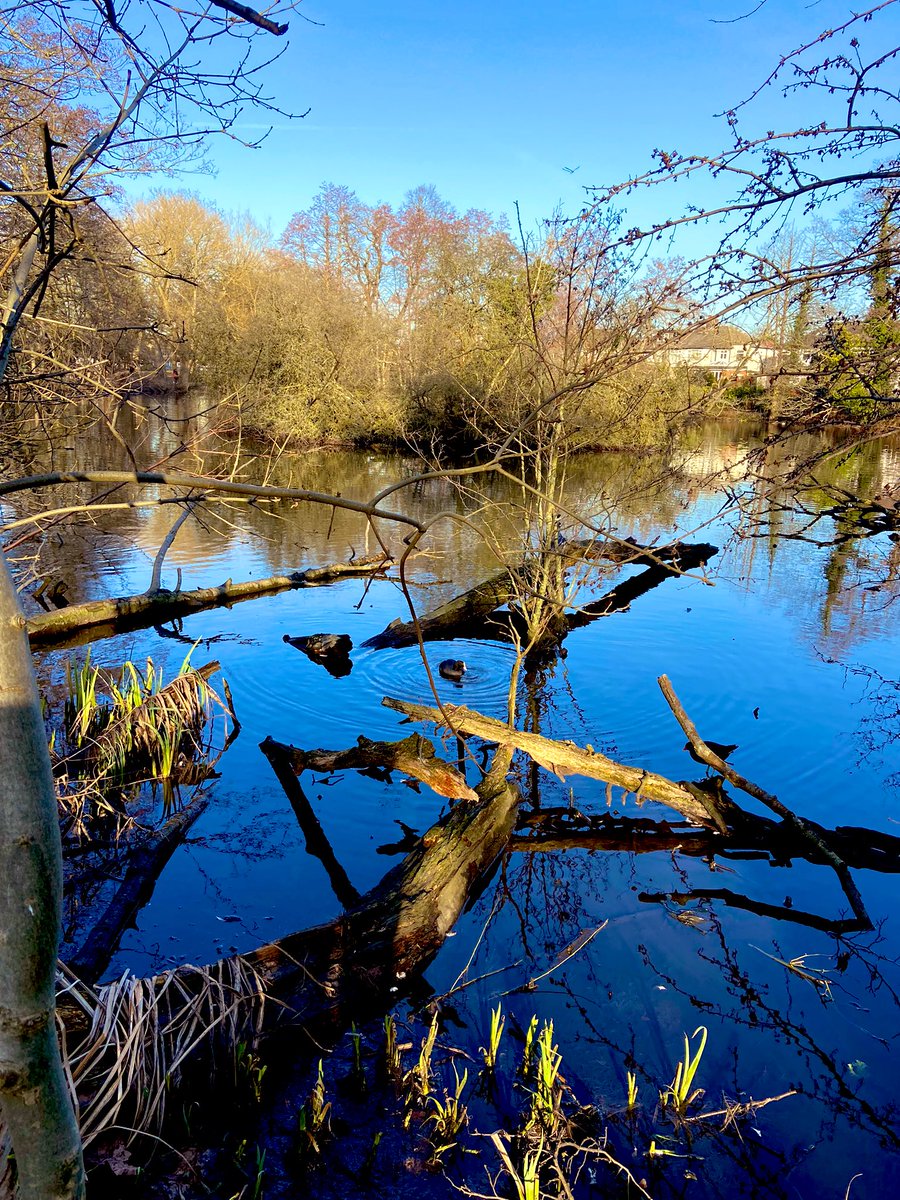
[
  {"left": 589, "top": 0, "right": 900, "bottom": 424},
  {"left": 0, "top": 1, "right": 302, "bottom": 1194}
]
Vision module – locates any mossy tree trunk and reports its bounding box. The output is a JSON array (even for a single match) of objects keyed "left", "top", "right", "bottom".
[{"left": 0, "top": 557, "right": 84, "bottom": 1199}]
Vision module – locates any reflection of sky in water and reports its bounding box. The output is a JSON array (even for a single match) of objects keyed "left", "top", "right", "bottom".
[{"left": 14, "top": 411, "right": 900, "bottom": 1197}]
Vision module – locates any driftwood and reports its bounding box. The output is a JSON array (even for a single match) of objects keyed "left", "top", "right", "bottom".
[
  {"left": 383, "top": 696, "right": 720, "bottom": 828},
  {"left": 363, "top": 570, "right": 514, "bottom": 650},
  {"left": 26, "top": 554, "right": 392, "bottom": 648},
  {"left": 58, "top": 748, "right": 519, "bottom": 1045},
  {"left": 260, "top": 732, "right": 479, "bottom": 802},
  {"left": 64, "top": 794, "right": 210, "bottom": 984},
  {"left": 363, "top": 539, "right": 717, "bottom": 651}
]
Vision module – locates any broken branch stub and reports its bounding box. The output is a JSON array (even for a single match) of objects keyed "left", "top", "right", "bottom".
[{"left": 260, "top": 732, "right": 478, "bottom": 802}]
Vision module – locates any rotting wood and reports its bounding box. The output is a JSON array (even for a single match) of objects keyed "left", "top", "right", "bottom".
[
  {"left": 363, "top": 539, "right": 717, "bottom": 650},
  {"left": 26, "top": 554, "right": 392, "bottom": 648},
  {"left": 363, "top": 569, "right": 514, "bottom": 649},
  {"left": 64, "top": 794, "right": 210, "bottom": 984},
  {"left": 383, "top": 696, "right": 720, "bottom": 828},
  {"left": 259, "top": 731, "right": 479, "bottom": 802},
  {"left": 57, "top": 747, "right": 519, "bottom": 1053}
]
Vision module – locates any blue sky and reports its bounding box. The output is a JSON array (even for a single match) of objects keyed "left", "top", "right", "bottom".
[{"left": 159, "top": 0, "right": 896, "bottom": 243}]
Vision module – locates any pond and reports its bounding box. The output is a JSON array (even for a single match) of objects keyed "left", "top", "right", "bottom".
[{"left": 7, "top": 403, "right": 900, "bottom": 1198}]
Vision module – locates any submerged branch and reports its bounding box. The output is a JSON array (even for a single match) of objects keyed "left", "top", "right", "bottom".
[{"left": 658, "top": 674, "right": 872, "bottom": 930}]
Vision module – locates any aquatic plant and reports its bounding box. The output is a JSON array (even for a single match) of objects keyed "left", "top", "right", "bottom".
[
  {"left": 297, "top": 1059, "right": 332, "bottom": 1157},
  {"left": 384, "top": 1013, "right": 402, "bottom": 1081},
  {"left": 425, "top": 1064, "right": 469, "bottom": 1161},
  {"left": 403, "top": 1011, "right": 440, "bottom": 1125},
  {"left": 235, "top": 1040, "right": 267, "bottom": 1105},
  {"left": 626, "top": 1070, "right": 638, "bottom": 1113},
  {"left": 490, "top": 1131, "right": 543, "bottom": 1200},
  {"left": 481, "top": 1003, "right": 505, "bottom": 1072},
  {"left": 661, "top": 1026, "right": 708, "bottom": 1117},
  {"left": 527, "top": 1021, "right": 564, "bottom": 1133},
  {"left": 520, "top": 1015, "right": 539, "bottom": 1078}
]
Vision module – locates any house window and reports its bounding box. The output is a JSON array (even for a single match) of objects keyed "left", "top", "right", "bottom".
[{"left": 717, "top": 349, "right": 729, "bottom": 362}]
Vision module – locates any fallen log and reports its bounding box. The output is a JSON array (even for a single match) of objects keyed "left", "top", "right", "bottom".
[
  {"left": 363, "top": 569, "right": 514, "bottom": 650},
  {"left": 259, "top": 731, "right": 479, "bottom": 802},
  {"left": 26, "top": 554, "right": 392, "bottom": 648},
  {"left": 55, "top": 748, "right": 520, "bottom": 1143},
  {"left": 382, "top": 696, "right": 721, "bottom": 828},
  {"left": 363, "top": 539, "right": 717, "bottom": 651}
]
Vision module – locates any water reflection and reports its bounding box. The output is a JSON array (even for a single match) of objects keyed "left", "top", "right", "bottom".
[{"left": 4, "top": 401, "right": 900, "bottom": 1194}]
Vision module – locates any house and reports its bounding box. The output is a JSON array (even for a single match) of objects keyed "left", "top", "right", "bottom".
[{"left": 663, "top": 323, "right": 777, "bottom": 383}]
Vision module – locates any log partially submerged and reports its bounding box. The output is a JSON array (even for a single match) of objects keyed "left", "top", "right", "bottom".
[
  {"left": 58, "top": 748, "right": 518, "bottom": 1052},
  {"left": 260, "top": 732, "right": 479, "bottom": 802},
  {"left": 363, "top": 539, "right": 717, "bottom": 651},
  {"left": 26, "top": 554, "right": 392, "bottom": 649},
  {"left": 383, "top": 696, "right": 720, "bottom": 828}
]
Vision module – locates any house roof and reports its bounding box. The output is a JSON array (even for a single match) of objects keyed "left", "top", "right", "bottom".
[{"left": 675, "top": 323, "right": 759, "bottom": 350}]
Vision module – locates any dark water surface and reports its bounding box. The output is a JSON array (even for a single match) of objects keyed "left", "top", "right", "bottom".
[{"left": 7, "top": 406, "right": 900, "bottom": 1197}]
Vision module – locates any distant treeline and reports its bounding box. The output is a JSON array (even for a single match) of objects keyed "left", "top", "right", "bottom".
[{"left": 7, "top": 183, "right": 736, "bottom": 450}]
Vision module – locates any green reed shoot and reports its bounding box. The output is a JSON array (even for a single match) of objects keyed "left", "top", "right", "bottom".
[
  {"left": 626, "top": 1069, "right": 638, "bottom": 1112},
  {"left": 297, "top": 1059, "right": 331, "bottom": 1155},
  {"left": 661, "top": 1025, "right": 708, "bottom": 1116},
  {"left": 235, "top": 1041, "right": 267, "bottom": 1104},
  {"left": 251, "top": 1146, "right": 266, "bottom": 1200},
  {"left": 481, "top": 1003, "right": 505, "bottom": 1071},
  {"left": 527, "top": 1020, "right": 563, "bottom": 1132},
  {"left": 403, "top": 1012, "right": 440, "bottom": 1126},
  {"left": 384, "top": 1014, "right": 402, "bottom": 1080},
  {"left": 490, "top": 1132, "right": 543, "bottom": 1200},
  {"left": 425, "top": 1064, "right": 469, "bottom": 1160},
  {"left": 521, "top": 1014, "right": 539, "bottom": 1077}
]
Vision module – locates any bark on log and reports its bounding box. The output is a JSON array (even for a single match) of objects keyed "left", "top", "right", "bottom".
[
  {"left": 363, "top": 570, "right": 514, "bottom": 650},
  {"left": 26, "top": 555, "right": 392, "bottom": 649},
  {"left": 58, "top": 749, "right": 519, "bottom": 1048},
  {"left": 260, "top": 732, "right": 478, "bottom": 802},
  {"left": 382, "top": 697, "right": 720, "bottom": 829},
  {"left": 363, "top": 540, "right": 717, "bottom": 650}
]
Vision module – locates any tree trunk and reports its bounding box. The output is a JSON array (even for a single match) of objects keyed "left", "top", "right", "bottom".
[{"left": 0, "top": 557, "right": 84, "bottom": 1198}]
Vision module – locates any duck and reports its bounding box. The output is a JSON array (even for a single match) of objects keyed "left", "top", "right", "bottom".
[
  {"left": 684, "top": 739, "right": 738, "bottom": 766},
  {"left": 439, "top": 659, "right": 467, "bottom": 682}
]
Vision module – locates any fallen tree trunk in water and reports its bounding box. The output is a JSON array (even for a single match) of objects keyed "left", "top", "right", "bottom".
[
  {"left": 260, "top": 731, "right": 479, "bottom": 801},
  {"left": 383, "top": 696, "right": 720, "bottom": 828},
  {"left": 363, "top": 539, "right": 717, "bottom": 650},
  {"left": 53, "top": 748, "right": 519, "bottom": 1149},
  {"left": 26, "top": 554, "right": 392, "bottom": 649}
]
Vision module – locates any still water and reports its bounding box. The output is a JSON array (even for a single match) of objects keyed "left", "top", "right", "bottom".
[{"left": 7, "top": 405, "right": 900, "bottom": 1197}]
